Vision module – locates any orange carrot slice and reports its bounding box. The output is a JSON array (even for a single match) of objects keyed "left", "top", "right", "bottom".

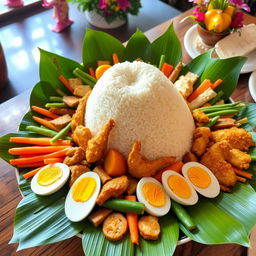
[
  {"left": 23, "top": 167, "right": 41, "bottom": 179},
  {"left": 31, "top": 106, "right": 59, "bottom": 119},
  {"left": 58, "top": 75, "right": 73, "bottom": 93},
  {"left": 211, "top": 79, "right": 223, "bottom": 90},
  {"left": 44, "top": 157, "right": 65, "bottom": 164},
  {"left": 161, "top": 63, "right": 174, "bottom": 77},
  {"left": 9, "top": 137, "right": 72, "bottom": 146},
  {"left": 89, "top": 67, "right": 96, "bottom": 78},
  {"left": 234, "top": 168, "right": 252, "bottom": 179},
  {"left": 112, "top": 53, "right": 120, "bottom": 64},
  {"left": 32, "top": 116, "right": 59, "bottom": 132},
  {"left": 187, "top": 79, "right": 212, "bottom": 103}
]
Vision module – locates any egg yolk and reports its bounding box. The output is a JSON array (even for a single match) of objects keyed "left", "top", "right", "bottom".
[
  {"left": 187, "top": 166, "right": 211, "bottom": 188},
  {"left": 37, "top": 166, "right": 63, "bottom": 186},
  {"left": 142, "top": 182, "right": 166, "bottom": 207},
  {"left": 168, "top": 175, "right": 191, "bottom": 198},
  {"left": 72, "top": 177, "right": 96, "bottom": 203}
]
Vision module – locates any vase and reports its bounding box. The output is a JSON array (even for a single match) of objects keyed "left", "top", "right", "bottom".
[
  {"left": 86, "top": 10, "right": 126, "bottom": 29},
  {"left": 197, "top": 25, "right": 229, "bottom": 46}
]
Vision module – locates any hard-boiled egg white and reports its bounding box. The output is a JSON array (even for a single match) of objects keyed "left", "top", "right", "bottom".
[
  {"left": 136, "top": 177, "right": 171, "bottom": 217},
  {"left": 65, "top": 172, "right": 101, "bottom": 222},
  {"left": 31, "top": 163, "right": 70, "bottom": 196},
  {"left": 182, "top": 162, "right": 220, "bottom": 198},
  {"left": 162, "top": 170, "right": 198, "bottom": 205}
]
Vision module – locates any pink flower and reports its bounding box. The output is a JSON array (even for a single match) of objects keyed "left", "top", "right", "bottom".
[
  {"left": 117, "top": 0, "right": 130, "bottom": 11},
  {"left": 228, "top": 0, "right": 251, "bottom": 12},
  {"left": 193, "top": 6, "right": 205, "bottom": 21},
  {"left": 98, "top": 0, "right": 107, "bottom": 9},
  {"left": 231, "top": 11, "right": 244, "bottom": 28}
]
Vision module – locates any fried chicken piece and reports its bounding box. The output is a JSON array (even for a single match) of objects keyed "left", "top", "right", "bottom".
[
  {"left": 72, "top": 125, "right": 92, "bottom": 152},
  {"left": 211, "top": 127, "right": 254, "bottom": 151},
  {"left": 127, "top": 141, "right": 176, "bottom": 178},
  {"left": 201, "top": 141, "right": 237, "bottom": 187},
  {"left": 63, "top": 96, "right": 80, "bottom": 107},
  {"left": 103, "top": 213, "right": 128, "bottom": 241},
  {"left": 224, "top": 148, "right": 251, "bottom": 170},
  {"left": 69, "top": 164, "right": 90, "bottom": 186},
  {"left": 96, "top": 176, "right": 129, "bottom": 205},
  {"left": 138, "top": 216, "right": 160, "bottom": 240},
  {"left": 86, "top": 119, "right": 115, "bottom": 163},
  {"left": 49, "top": 107, "right": 75, "bottom": 116},
  {"left": 192, "top": 109, "right": 210, "bottom": 123},
  {"left": 126, "top": 177, "right": 138, "bottom": 195},
  {"left": 50, "top": 114, "right": 71, "bottom": 130},
  {"left": 63, "top": 147, "right": 85, "bottom": 166},
  {"left": 71, "top": 90, "right": 91, "bottom": 132},
  {"left": 192, "top": 127, "right": 211, "bottom": 156},
  {"left": 183, "top": 152, "right": 198, "bottom": 163}
]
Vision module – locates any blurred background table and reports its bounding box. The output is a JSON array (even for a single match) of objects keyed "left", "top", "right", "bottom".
[
  {"left": 0, "top": 5, "right": 256, "bottom": 256},
  {"left": 0, "top": 0, "right": 180, "bottom": 103}
]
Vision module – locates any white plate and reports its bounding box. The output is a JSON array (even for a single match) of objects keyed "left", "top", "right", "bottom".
[
  {"left": 184, "top": 25, "right": 256, "bottom": 74},
  {"left": 249, "top": 71, "right": 256, "bottom": 102}
]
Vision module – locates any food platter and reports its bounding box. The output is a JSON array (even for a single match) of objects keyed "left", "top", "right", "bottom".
[
  {"left": 249, "top": 71, "right": 256, "bottom": 102},
  {"left": 1, "top": 25, "right": 256, "bottom": 256},
  {"left": 184, "top": 25, "right": 256, "bottom": 74}
]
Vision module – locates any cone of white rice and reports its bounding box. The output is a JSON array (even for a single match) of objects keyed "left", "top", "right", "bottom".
[{"left": 85, "top": 61, "right": 195, "bottom": 160}]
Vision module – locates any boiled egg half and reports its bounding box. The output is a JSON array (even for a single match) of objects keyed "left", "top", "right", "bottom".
[
  {"left": 65, "top": 172, "right": 101, "bottom": 222},
  {"left": 31, "top": 163, "right": 70, "bottom": 196},
  {"left": 182, "top": 162, "right": 220, "bottom": 198},
  {"left": 136, "top": 177, "right": 171, "bottom": 216},
  {"left": 162, "top": 171, "right": 198, "bottom": 205}
]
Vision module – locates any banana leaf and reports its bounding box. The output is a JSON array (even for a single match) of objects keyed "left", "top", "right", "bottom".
[
  {"left": 151, "top": 24, "right": 182, "bottom": 66},
  {"left": 82, "top": 29, "right": 125, "bottom": 71},
  {"left": 123, "top": 30, "right": 152, "bottom": 62},
  {"left": 39, "top": 48, "right": 83, "bottom": 95},
  {"left": 9, "top": 188, "right": 85, "bottom": 250},
  {"left": 179, "top": 198, "right": 249, "bottom": 247},
  {"left": 82, "top": 223, "right": 134, "bottom": 256},
  {"left": 135, "top": 214, "right": 179, "bottom": 256}
]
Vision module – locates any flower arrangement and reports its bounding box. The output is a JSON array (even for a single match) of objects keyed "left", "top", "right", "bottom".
[
  {"left": 188, "top": 0, "right": 250, "bottom": 32},
  {"left": 69, "top": 0, "right": 141, "bottom": 23}
]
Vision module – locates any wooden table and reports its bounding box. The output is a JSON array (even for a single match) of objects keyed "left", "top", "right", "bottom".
[{"left": 0, "top": 8, "right": 256, "bottom": 256}]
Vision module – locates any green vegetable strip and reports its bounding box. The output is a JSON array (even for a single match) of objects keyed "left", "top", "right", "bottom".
[
  {"left": 73, "top": 68, "right": 96, "bottom": 88},
  {"left": 251, "top": 155, "right": 256, "bottom": 162},
  {"left": 208, "top": 90, "right": 224, "bottom": 105},
  {"left": 51, "top": 123, "right": 71, "bottom": 143},
  {"left": 26, "top": 126, "right": 72, "bottom": 140},
  {"left": 56, "top": 88, "right": 67, "bottom": 97},
  {"left": 45, "top": 103, "right": 67, "bottom": 108},
  {"left": 102, "top": 199, "right": 144, "bottom": 214},
  {"left": 200, "top": 103, "right": 242, "bottom": 113},
  {"left": 158, "top": 54, "right": 165, "bottom": 69},
  {"left": 49, "top": 96, "right": 63, "bottom": 102},
  {"left": 204, "top": 115, "right": 220, "bottom": 128},
  {"left": 207, "top": 109, "right": 239, "bottom": 118},
  {"left": 171, "top": 201, "right": 196, "bottom": 231}
]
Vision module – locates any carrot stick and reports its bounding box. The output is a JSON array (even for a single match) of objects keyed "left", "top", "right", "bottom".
[
  {"left": 9, "top": 137, "right": 72, "bottom": 146},
  {"left": 125, "top": 195, "right": 139, "bottom": 245},
  {"left": 211, "top": 79, "right": 223, "bottom": 90},
  {"left": 220, "top": 184, "right": 231, "bottom": 192},
  {"left": 32, "top": 116, "right": 59, "bottom": 132},
  {"left": 19, "top": 154, "right": 42, "bottom": 158},
  {"left": 236, "top": 176, "right": 246, "bottom": 183},
  {"left": 10, "top": 147, "right": 70, "bottom": 165},
  {"left": 9, "top": 145, "right": 70, "bottom": 155},
  {"left": 187, "top": 79, "right": 212, "bottom": 103},
  {"left": 161, "top": 63, "right": 174, "bottom": 77},
  {"left": 58, "top": 75, "right": 74, "bottom": 93},
  {"left": 112, "top": 53, "right": 119, "bottom": 64},
  {"left": 17, "top": 162, "right": 45, "bottom": 168},
  {"left": 153, "top": 161, "right": 183, "bottom": 182},
  {"left": 44, "top": 157, "right": 65, "bottom": 164},
  {"left": 234, "top": 168, "right": 253, "bottom": 179},
  {"left": 23, "top": 167, "right": 41, "bottom": 179},
  {"left": 31, "top": 106, "right": 59, "bottom": 119},
  {"left": 89, "top": 67, "right": 96, "bottom": 78}
]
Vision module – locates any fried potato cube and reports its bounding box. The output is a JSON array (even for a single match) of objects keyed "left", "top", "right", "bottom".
[
  {"left": 72, "top": 125, "right": 92, "bottom": 152},
  {"left": 63, "top": 96, "right": 80, "bottom": 108},
  {"left": 49, "top": 114, "right": 71, "bottom": 130},
  {"left": 192, "top": 109, "right": 210, "bottom": 123},
  {"left": 49, "top": 107, "right": 75, "bottom": 116},
  {"left": 96, "top": 176, "right": 129, "bottom": 205},
  {"left": 69, "top": 164, "right": 90, "bottom": 187},
  {"left": 73, "top": 85, "right": 91, "bottom": 97},
  {"left": 192, "top": 127, "right": 211, "bottom": 156},
  {"left": 68, "top": 78, "right": 82, "bottom": 90},
  {"left": 103, "top": 213, "right": 128, "bottom": 241},
  {"left": 138, "top": 216, "right": 160, "bottom": 240}
]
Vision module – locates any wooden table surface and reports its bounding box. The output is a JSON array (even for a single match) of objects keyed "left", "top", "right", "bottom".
[{"left": 1, "top": 8, "right": 256, "bottom": 256}]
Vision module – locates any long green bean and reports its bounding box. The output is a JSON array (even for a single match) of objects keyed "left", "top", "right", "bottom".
[
  {"left": 208, "top": 90, "right": 224, "bottom": 105},
  {"left": 56, "top": 88, "right": 67, "bottom": 97},
  {"left": 51, "top": 123, "right": 71, "bottom": 143},
  {"left": 73, "top": 68, "right": 97, "bottom": 88},
  {"left": 45, "top": 103, "right": 67, "bottom": 108},
  {"left": 158, "top": 54, "right": 165, "bottom": 69},
  {"left": 207, "top": 109, "right": 239, "bottom": 118},
  {"left": 204, "top": 115, "right": 220, "bottom": 128},
  {"left": 49, "top": 96, "right": 63, "bottom": 102}
]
